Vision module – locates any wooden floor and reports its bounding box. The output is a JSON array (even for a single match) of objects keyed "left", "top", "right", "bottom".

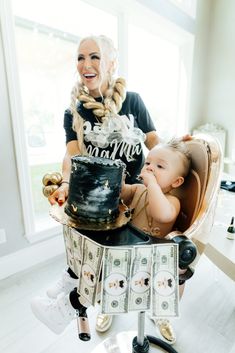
[{"left": 0, "top": 253, "right": 235, "bottom": 353}]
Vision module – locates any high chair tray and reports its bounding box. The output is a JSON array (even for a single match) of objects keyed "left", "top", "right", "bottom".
[{"left": 79, "top": 223, "right": 170, "bottom": 247}]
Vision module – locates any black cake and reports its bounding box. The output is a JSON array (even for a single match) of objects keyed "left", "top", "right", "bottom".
[{"left": 64, "top": 156, "right": 126, "bottom": 224}]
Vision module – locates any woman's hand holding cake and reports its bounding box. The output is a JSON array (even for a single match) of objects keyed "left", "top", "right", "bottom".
[
  {"left": 48, "top": 182, "right": 69, "bottom": 206},
  {"left": 42, "top": 171, "right": 69, "bottom": 206}
]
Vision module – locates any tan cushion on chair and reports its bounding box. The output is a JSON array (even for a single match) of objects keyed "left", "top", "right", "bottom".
[
  {"left": 171, "top": 169, "right": 201, "bottom": 232},
  {"left": 185, "top": 140, "right": 209, "bottom": 213},
  {"left": 172, "top": 138, "right": 210, "bottom": 233}
]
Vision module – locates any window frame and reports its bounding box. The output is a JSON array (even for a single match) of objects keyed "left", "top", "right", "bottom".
[{"left": 0, "top": 0, "right": 38, "bottom": 241}]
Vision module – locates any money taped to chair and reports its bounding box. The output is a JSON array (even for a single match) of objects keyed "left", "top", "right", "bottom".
[{"left": 63, "top": 225, "right": 179, "bottom": 318}]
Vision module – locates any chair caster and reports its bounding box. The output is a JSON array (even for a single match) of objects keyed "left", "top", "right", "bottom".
[
  {"left": 132, "top": 334, "right": 179, "bottom": 353},
  {"left": 132, "top": 335, "right": 149, "bottom": 353}
]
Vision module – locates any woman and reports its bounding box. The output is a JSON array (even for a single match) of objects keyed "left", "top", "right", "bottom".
[
  {"left": 31, "top": 34, "right": 176, "bottom": 344},
  {"left": 49, "top": 35, "right": 159, "bottom": 206}
]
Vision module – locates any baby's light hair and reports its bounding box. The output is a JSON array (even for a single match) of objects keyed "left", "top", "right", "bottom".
[{"left": 163, "top": 137, "right": 191, "bottom": 177}]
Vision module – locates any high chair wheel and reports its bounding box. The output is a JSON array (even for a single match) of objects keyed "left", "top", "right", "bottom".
[{"left": 171, "top": 235, "right": 197, "bottom": 268}]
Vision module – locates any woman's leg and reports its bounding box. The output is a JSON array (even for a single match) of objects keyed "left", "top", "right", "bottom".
[{"left": 70, "top": 288, "right": 91, "bottom": 341}]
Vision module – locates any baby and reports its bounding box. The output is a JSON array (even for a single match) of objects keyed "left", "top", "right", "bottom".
[{"left": 122, "top": 137, "right": 191, "bottom": 238}]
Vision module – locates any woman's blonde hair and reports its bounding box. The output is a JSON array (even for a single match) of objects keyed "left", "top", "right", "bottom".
[{"left": 70, "top": 35, "right": 126, "bottom": 155}]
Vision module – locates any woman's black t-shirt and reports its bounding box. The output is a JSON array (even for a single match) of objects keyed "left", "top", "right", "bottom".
[{"left": 64, "top": 91, "right": 156, "bottom": 183}]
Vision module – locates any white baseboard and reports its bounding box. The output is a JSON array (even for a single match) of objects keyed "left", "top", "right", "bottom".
[{"left": 0, "top": 235, "right": 65, "bottom": 280}]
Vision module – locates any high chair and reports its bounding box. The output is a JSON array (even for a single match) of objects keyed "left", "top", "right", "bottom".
[{"left": 46, "top": 134, "right": 222, "bottom": 353}]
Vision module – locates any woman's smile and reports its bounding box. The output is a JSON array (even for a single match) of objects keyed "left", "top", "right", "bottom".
[{"left": 82, "top": 73, "right": 97, "bottom": 83}]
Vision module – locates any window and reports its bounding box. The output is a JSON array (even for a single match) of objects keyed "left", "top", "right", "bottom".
[
  {"left": 128, "top": 23, "right": 193, "bottom": 140},
  {"left": 14, "top": 21, "right": 76, "bottom": 232}
]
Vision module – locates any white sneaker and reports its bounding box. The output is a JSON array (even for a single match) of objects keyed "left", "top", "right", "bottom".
[
  {"left": 31, "top": 293, "right": 75, "bottom": 334},
  {"left": 95, "top": 313, "right": 113, "bottom": 333},
  {"left": 46, "top": 270, "right": 78, "bottom": 299}
]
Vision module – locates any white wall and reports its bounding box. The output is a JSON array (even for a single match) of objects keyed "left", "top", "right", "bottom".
[
  {"left": 188, "top": 0, "right": 213, "bottom": 131},
  {"left": 190, "top": 0, "right": 235, "bottom": 167},
  {"left": 205, "top": 0, "right": 235, "bottom": 170}
]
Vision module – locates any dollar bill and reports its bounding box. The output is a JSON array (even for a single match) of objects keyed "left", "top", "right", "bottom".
[
  {"left": 78, "top": 236, "right": 104, "bottom": 305},
  {"left": 151, "top": 243, "right": 179, "bottom": 318},
  {"left": 129, "top": 246, "right": 152, "bottom": 311},
  {"left": 70, "top": 228, "right": 84, "bottom": 278},
  {"left": 101, "top": 247, "right": 132, "bottom": 314},
  {"left": 63, "top": 225, "right": 84, "bottom": 278},
  {"left": 63, "top": 225, "right": 75, "bottom": 272}
]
